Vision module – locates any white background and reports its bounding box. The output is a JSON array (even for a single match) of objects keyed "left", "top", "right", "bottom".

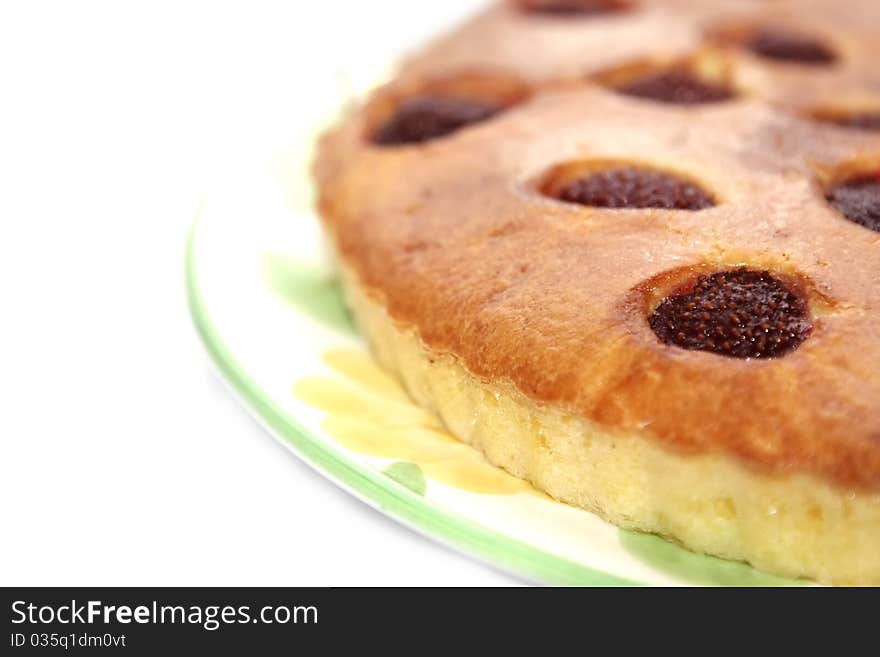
[{"left": 0, "top": 0, "right": 518, "bottom": 585}]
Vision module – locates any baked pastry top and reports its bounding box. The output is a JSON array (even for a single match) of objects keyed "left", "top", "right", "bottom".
[{"left": 314, "top": 0, "right": 880, "bottom": 491}]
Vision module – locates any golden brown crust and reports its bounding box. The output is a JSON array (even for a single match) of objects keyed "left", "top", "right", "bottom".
[
  {"left": 340, "top": 261, "right": 880, "bottom": 585},
  {"left": 313, "top": 0, "right": 880, "bottom": 490},
  {"left": 396, "top": 0, "right": 880, "bottom": 114}
]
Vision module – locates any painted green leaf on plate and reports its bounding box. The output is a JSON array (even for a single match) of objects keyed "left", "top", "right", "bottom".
[
  {"left": 261, "top": 253, "right": 355, "bottom": 334},
  {"left": 383, "top": 461, "right": 427, "bottom": 496},
  {"left": 619, "top": 530, "right": 806, "bottom": 587}
]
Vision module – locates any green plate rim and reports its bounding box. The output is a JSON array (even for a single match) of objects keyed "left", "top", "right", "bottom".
[{"left": 185, "top": 211, "right": 641, "bottom": 587}]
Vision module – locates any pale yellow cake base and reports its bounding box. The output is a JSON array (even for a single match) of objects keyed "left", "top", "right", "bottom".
[{"left": 338, "top": 264, "right": 880, "bottom": 586}]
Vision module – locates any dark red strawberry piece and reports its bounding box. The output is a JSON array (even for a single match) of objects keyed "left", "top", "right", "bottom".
[{"left": 649, "top": 269, "right": 811, "bottom": 359}]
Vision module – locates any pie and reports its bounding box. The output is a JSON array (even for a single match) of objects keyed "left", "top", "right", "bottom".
[{"left": 313, "top": 0, "right": 880, "bottom": 585}]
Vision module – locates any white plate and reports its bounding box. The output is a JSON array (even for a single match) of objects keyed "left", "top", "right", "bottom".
[{"left": 185, "top": 140, "right": 808, "bottom": 587}]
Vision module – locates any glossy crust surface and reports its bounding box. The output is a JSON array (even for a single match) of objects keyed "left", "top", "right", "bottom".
[{"left": 314, "top": 0, "right": 880, "bottom": 493}]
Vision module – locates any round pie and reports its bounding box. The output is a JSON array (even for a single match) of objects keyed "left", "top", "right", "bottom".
[{"left": 313, "top": 0, "right": 880, "bottom": 585}]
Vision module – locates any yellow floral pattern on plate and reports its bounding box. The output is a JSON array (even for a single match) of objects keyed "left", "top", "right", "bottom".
[{"left": 294, "top": 349, "right": 538, "bottom": 496}]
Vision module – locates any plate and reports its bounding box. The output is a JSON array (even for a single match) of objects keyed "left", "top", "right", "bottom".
[{"left": 186, "top": 140, "right": 805, "bottom": 587}]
